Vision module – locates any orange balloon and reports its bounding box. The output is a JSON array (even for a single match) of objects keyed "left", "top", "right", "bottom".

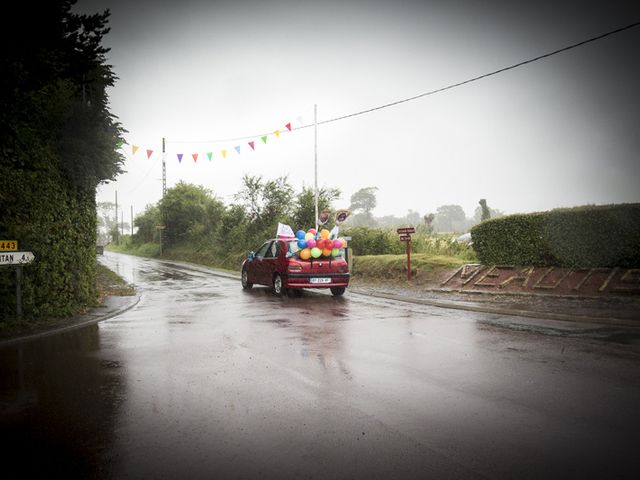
[
  {"left": 320, "top": 229, "right": 330, "bottom": 239},
  {"left": 322, "top": 248, "right": 332, "bottom": 257},
  {"left": 299, "top": 248, "right": 311, "bottom": 260}
]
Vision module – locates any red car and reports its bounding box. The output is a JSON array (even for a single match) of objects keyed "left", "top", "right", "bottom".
[{"left": 241, "top": 238, "right": 349, "bottom": 296}]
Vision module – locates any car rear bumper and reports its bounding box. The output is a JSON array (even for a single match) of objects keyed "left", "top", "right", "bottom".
[{"left": 285, "top": 273, "right": 350, "bottom": 289}]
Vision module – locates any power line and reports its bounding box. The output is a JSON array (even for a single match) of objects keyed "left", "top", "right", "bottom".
[{"left": 170, "top": 21, "right": 640, "bottom": 144}]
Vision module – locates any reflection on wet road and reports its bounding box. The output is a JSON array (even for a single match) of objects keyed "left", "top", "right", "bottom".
[{"left": 2, "top": 252, "right": 639, "bottom": 479}]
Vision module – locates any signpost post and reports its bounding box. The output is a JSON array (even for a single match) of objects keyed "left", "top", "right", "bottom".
[
  {"left": 396, "top": 227, "right": 416, "bottom": 281},
  {"left": 0, "top": 243, "right": 36, "bottom": 318}
]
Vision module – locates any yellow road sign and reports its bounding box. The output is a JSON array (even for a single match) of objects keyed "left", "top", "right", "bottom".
[{"left": 0, "top": 240, "right": 18, "bottom": 251}]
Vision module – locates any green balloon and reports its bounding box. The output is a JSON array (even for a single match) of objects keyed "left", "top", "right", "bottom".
[
  {"left": 331, "top": 248, "right": 339, "bottom": 257},
  {"left": 310, "top": 247, "right": 321, "bottom": 258}
]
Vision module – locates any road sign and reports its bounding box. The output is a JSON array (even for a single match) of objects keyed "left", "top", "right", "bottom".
[
  {"left": 0, "top": 251, "right": 35, "bottom": 266},
  {"left": 399, "top": 235, "right": 412, "bottom": 241},
  {"left": 397, "top": 227, "right": 415, "bottom": 234},
  {"left": 0, "top": 240, "right": 18, "bottom": 251}
]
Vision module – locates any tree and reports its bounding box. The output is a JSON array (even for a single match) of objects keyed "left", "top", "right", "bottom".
[
  {"left": 423, "top": 213, "right": 435, "bottom": 234},
  {"left": 0, "top": 1, "right": 126, "bottom": 319},
  {"left": 159, "top": 182, "right": 225, "bottom": 246},
  {"left": 234, "top": 175, "right": 294, "bottom": 238},
  {"left": 97, "top": 201, "right": 116, "bottom": 244},
  {"left": 479, "top": 199, "right": 491, "bottom": 221},
  {"left": 349, "top": 187, "right": 378, "bottom": 215},
  {"left": 433, "top": 205, "right": 467, "bottom": 233},
  {"left": 133, "top": 204, "right": 161, "bottom": 244},
  {"left": 292, "top": 186, "right": 341, "bottom": 230},
  {"left": 473, "top": 203, "right": 505, "bottom": 224},
  {"left": 349, "top": 187, "right": 378, "bottom": 227}
]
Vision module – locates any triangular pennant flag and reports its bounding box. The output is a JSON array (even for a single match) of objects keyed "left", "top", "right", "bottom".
[
  {"left": 132, "top": 145, "right": 139, "bottom": 155},
  {"left": 285, "top": 122, "right": 292, "bottom": 131},
  {"left": 207, "top": 152, "right": 213, "bottom": 161},
  {"left": 146, "top": 149, "right": 153, "bottom": 159},
  {"left": 177, "top": 153, "right": 183, "bottom": 163},
  {"left": 221, "top": 149, "right": 227, "bottom": 158},
  {"left": 248, "top": 141, "right": 255, "bottom": 150},
  {"left": 234, "top": 146, "right": 241, "bottom": 155},
  {"left": 261, "top": 136, "right": 267, "bottom": 144},
  {"left": 274, "top": 130, "right": 280, "bottom": 138},
  {"left": 192, "top": 153, "right": 198, "bottom": 162}
]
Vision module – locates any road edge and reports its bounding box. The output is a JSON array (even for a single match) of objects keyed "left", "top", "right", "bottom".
[{"left": 0, "top": 294, "right": 140, "bottom": 347}]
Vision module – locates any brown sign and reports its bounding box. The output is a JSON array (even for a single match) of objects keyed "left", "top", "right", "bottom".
[
  {"left": 399, "top": 235, "right": 412, "bottom": 241},
  {"left": 397, "top": 227, "right": 415, "bottom": 234}
]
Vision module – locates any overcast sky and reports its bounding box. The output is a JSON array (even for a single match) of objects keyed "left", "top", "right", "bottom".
[{"left": 76, "top": 0, "right": 640, "bottom": 221}]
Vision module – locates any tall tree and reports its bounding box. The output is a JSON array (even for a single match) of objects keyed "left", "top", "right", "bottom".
[
  {"left": 293, "top": 186, "right": 341, "bottom": 230},
  {"left": 433, "top": 205, "right": 467, "bottom": 232},
  {"left": 349, "top": 187, "right": 378, "bottom": 215},
  {"left": 159, "top": 182, "right": 224, "bottom": 246},
  {"left": 234, "top": 174, "right": 295, "bottom": 239},
  {"left": 479, "top": 199, "right": 491, "bottom": 221},
  {"left": 0, "top": 0, "right": 126, "bottom": 319}
]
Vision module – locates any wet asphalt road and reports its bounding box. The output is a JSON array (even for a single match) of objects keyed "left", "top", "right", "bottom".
[{"left": 1, "top": 252, "right": 640, "bottom": 479}]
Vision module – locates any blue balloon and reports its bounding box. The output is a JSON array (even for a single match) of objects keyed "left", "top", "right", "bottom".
[
  {"left": 296, "top": 230, "right": 305, "bottom": 240},
  {"left": 297, "top": 239, "right": 307, "bottom": 249}
]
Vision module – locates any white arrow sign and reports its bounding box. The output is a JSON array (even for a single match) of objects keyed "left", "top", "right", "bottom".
[{"left": 0, "top": 251, "right": 35, "bottom": 266}]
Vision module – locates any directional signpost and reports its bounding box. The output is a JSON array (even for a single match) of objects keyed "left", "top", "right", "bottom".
[
  {"left": 0, "top": 251, "right": 35, "bottom": 265},
  {"left": 397, "top": 227, "right": 416, "bottom": 281},
  {"left": 0, "top": 242, "right": 36, "bottom": 318}
]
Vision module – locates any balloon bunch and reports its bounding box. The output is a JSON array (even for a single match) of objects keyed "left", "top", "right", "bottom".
[{"left": 294, "top": 228, "right": 347, "bottom": 260}]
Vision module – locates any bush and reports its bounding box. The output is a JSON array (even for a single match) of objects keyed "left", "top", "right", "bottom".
[
  {"left": 471, "top": 203, "right": 640, "bottom": 267},
  {"left": 342, "top": 227, "right": 403, "bottom": 256}
]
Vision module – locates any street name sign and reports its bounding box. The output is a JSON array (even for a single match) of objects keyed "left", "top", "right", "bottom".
[
  {"left": 0, "top": 251, "right": 35, "bottom": 266},
  {"left": 396, "top": 227, "right": 415, "bottom": 234},
  {"left": 0, "top": 240, "right": 18, "bottom": 251}
]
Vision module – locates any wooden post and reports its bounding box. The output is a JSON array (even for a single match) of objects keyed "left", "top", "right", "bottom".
[
  {"left": 406, "top": 238, "right": 411, "bottom": 281},
  {"left": 16, "top": 265, "right": 22, "bottom": 318}
]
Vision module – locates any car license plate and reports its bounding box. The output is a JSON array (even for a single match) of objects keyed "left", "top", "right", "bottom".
[{"left": 310, "top": 277, "right": 331, "bottom": 284}]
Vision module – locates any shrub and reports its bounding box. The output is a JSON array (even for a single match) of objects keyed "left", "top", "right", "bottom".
[{"left": 471, "top": 203, "right": 640, "bottom": 267}]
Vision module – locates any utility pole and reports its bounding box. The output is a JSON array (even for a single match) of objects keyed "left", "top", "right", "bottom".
[
  {"left": 114, "top": 190, "right": 118, "bottom": 245},
  {"left": 162, "top": 137, "right": 166, "bottom": 198},
  {"left": 131, "top": 205, "right": 134, "bottom": 237},
  {"left": 314, "top": 104, "right": 318, "bottom": 231},
  {"left": 161, "top": 137, "right": 166, "bottom": 256}
]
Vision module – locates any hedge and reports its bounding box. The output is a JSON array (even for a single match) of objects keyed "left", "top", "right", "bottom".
[
  {"left": 0, "top": 163, "right": 98, "bottom": 320},
  {"left": 470, "top": 203, "right": 640, "bottom": 267}
]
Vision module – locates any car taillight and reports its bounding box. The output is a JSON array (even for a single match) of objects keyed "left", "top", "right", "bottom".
[
  {"left": 337, "top": 263, "right": 349, "bottom": 273},
  {"left": 288, "top": 263, "right": 302, "bottom": 272}
]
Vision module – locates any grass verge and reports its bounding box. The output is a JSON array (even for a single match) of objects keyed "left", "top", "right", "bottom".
[
  {"left": 108, "top": 242, "right": 470, "bottom": 288},
  {"left": 351, "top": 253, "right": 468, "bottom": 288}
]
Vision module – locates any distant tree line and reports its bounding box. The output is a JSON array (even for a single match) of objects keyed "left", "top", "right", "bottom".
[
  {"left": 347, "top": 188, "right": 504, "bottom": 232},
  {"left": 112, "top": 179, "right": 485, "bottom": 268}
]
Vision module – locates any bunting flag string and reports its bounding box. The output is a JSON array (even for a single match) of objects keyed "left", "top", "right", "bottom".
[{"left": 124, "top": 119, "right": 297, "bottom": 164}]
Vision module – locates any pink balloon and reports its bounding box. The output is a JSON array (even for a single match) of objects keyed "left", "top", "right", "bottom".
[
  {"left": 332, "top": 239, "right": 342, "bottom": 249},
  {"left": 306, "top": 239, "right": 317, "bottom": 249}
]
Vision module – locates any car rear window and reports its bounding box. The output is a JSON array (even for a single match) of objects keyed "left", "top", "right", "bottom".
[{"left": 288, "top": 240, "right": 300, "bottom": 255}]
